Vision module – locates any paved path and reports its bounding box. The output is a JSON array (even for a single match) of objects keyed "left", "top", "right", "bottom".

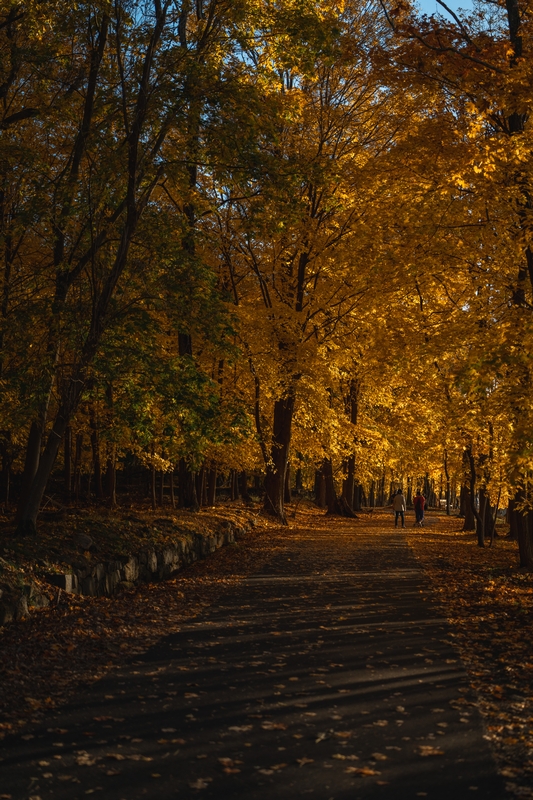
[{"left": 1, "top": 517, "right": 505, "bottom": 799}]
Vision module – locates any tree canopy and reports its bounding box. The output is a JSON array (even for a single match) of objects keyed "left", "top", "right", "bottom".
[{"left": 2, "top": 0, "right": 533, "bottom": 562}]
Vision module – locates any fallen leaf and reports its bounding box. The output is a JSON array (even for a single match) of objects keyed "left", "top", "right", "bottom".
[
  {"left": 345, "top": 767, "right": 380, "bottom": 776},
  {"left": 297, "top": 757, "right": 314, "bottom": 767},
  {"left": 189, "top": 778, "right": 212, "bottom": 789},
  {"left": 418, "top": 746, "right": 445, "bottom": 757},
  {"left": 261, "top": 721, "right": 286, "bottom": 731}
]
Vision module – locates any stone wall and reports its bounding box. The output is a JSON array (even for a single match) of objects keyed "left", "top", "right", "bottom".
[{"left": 0, "top": 518, "right": 252, "bottom": 626}]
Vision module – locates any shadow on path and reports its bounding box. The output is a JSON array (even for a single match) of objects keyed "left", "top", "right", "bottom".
[{"left": 1, "top": 515, "right": 505, "bottom": 799}]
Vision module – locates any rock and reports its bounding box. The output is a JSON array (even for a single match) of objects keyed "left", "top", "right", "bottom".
[
  {"left": 74, "top": 532, "right": 93, "bottom": 550},
  {"left": 45, "top": 573, "right": 78, "bottom": 593}
]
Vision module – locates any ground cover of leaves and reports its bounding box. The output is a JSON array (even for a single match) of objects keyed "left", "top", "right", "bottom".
[
  {"left": 2, "top": 505, "right": 533, "bottom": 798},
  {"left": 0, "top": 511, "right": 287, "bottom": 741},
  {"left": 407, "top": 514, "right": 533, "bottom": 798},
  {"left": 0, "top": 504, "right": 257, "bottom": 602}
]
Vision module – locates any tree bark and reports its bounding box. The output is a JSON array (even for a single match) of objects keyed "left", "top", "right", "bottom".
[
  {"left": 64, "top": 426, "right": 72, "bottom": 502},
  {"left": 89, "top": 412, "right": 103, "bottom": 500},
  {"left": 207, "top": 464, "right": 217, "bottom": 506},
  {"left": 263, "top": 393, "right": 295, "bottom": 523},
  {"left": 170, "top": 469, "right": 176, "bottom": 509},
  {"left": 105, "top": 447, "right": 116, "bottom": 508},
  {"left": 342, "top": 455, "right": 355, "bottom": 511},
  {"left": 323, "top": 458, "right": 337, "bottom": 515},
  {"left": 515, "top": 489, "right": 533, "bottom": 569},
  {"left": 461, "top": 485, "right": 476, "bottom": 531},
  {"left": 151, "top": 444, "right": 157, "bottom": 511},
  {"left": 160, "top": 470, "right": 165, "bottom": 506},
  {"left": 284, "top": 464, "right": 291, "bottom": 504},
  {"left": 178, "top": 457, "right": 198, "bottom": 510},
  {"left": 240, "top": 470, "right": 251, "bottom": 502},
  {"left": 508, "top": 493, "right": 519, "bottom": 540},
  {"left": 314, "top": 467, "right": 326, "bottom": 508},
  {"left": 15, "top": 421, "right": 43, "bottom": 525},
  {"left": 465, "top": 445, "right": 484, "bottom": 546},
  {"left": 444, "top": 449, "right": 451, "bottom": 515},
  {"left": 195, "top": 465, "right": 205, "bottom": 508},
  {"left": 74, "top": 433, "right": 83, "bottom": 504},
  {"left": 323, "top": 458, "right": 357, "bottom": 517}
]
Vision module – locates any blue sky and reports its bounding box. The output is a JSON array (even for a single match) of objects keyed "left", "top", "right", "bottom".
[{"left": 417, "top": 0, "right": 474, "bottom": 15}]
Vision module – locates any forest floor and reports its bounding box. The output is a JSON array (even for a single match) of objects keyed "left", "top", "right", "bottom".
[
  {"left": 406, "top": 513, "right": 533, "bottom": 797},
  {"left": 0, "top": 506, "right": 532, "bottom": 798},
  {"left": 0, "top": 503, "right": 258, "bottom": 605}
]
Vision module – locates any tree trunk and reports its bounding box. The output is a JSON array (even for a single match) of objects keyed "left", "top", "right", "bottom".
[
  {"left": 240, "top": 470, "right": 250, "bottom": 502},
  {"left": 195, "top": 466, "right": 205, "bottom": 508},
  {"left": 0, "top": 437, "right": 12, "bottom": 509},
  {"left": 515, "top": 488, "right": 533, "bottom": 569},
  {"left": 74, "top": 433, "right": 83, "bottom": 504},
  {"left": 263, "top": 393, "right": 295, "bottom": 523},
  {"left": 90, "top": 415, "right": 103, "bottom": 500},
  {"left": 295, "top": 467, "right": 303, "bottom": 495},
  {"left": 323, "top": 459, "right": 337, "bottom": 515},
  {"left": 151, "top": 445, "right": 157, "bottom": 510},
  {"left": 160, "top": 470, "right": 165, "bottom": 506},
  {"left": 378, "top": 473, "right": 386, "bottom": 506},
  {"left": 342, "top": 455, "right": 355, "bottom": 511},
  {"left": 105, "top": 447, "right": 117, "bottom": 508},
  {"left": 323, "top": 458, "right": 357, "bottom": 517},
  {"left": 207, "top": 464, "right": 217, "bottom": 506},
  {"left": 170, "top": 469, "right": 176, "bottom": 509},
  {"left": 178, "top": 457, "right": 198, "bottom": 510},
  {"left": 464, "top": 445, "right": 484, "bottom": 546},
  {"left": 64, "top": 426, "right": 72, "bottom": 503},
  {"left": 462, "top": 485, "right": 476, "bottom": 531},
  {"left": 230, "top": 469, "right": 238, "bottom": 501},
  {"left": 353, "top": 483, "right": 362, "bottom": 511},
  {"left": 444, "top": 449, "right": 451, "bottom": 515},
  {"left": 478, "top": 486, "right": 489, "bottom": 547},
  {"left": 508, "top": 493, "right": 519, "bottom": 540},
  {"left": 15, "top": 421, "right": 43, "bottom": 525},
  {"left": 284, "top": 464, "right": 291, "bottom": 504},
  {"left": 314, "top": 467, "right": 326, "bottom": 508}
]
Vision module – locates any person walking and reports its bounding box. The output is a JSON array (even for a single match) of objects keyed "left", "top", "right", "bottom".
[
  {"left": 413, "top": 490, "right": 425, "bottom": 527},
  {"left": 392, "top": 488, "right": 406, "bottom": 528}
]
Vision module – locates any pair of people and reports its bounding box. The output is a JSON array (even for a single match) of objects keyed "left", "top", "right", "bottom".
[{"left": 392, "top": 489, "right": 425, "bottom": 527}]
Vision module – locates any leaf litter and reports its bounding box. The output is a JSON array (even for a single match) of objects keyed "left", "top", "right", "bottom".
[{"left": 408, "top": 515, "right": 533, "bottom": 797}]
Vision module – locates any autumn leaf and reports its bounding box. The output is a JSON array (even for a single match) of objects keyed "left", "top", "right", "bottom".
[
  {"left": 418, "top": 746, "right": 445, "bottom": 757},
  {"left": 345, "top": 766, "right": 381, "bottom": 776}
]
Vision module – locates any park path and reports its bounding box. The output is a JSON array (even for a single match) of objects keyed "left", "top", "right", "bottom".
[{"left": 1, "top": 513, "right": 504, "bottom": 799}]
